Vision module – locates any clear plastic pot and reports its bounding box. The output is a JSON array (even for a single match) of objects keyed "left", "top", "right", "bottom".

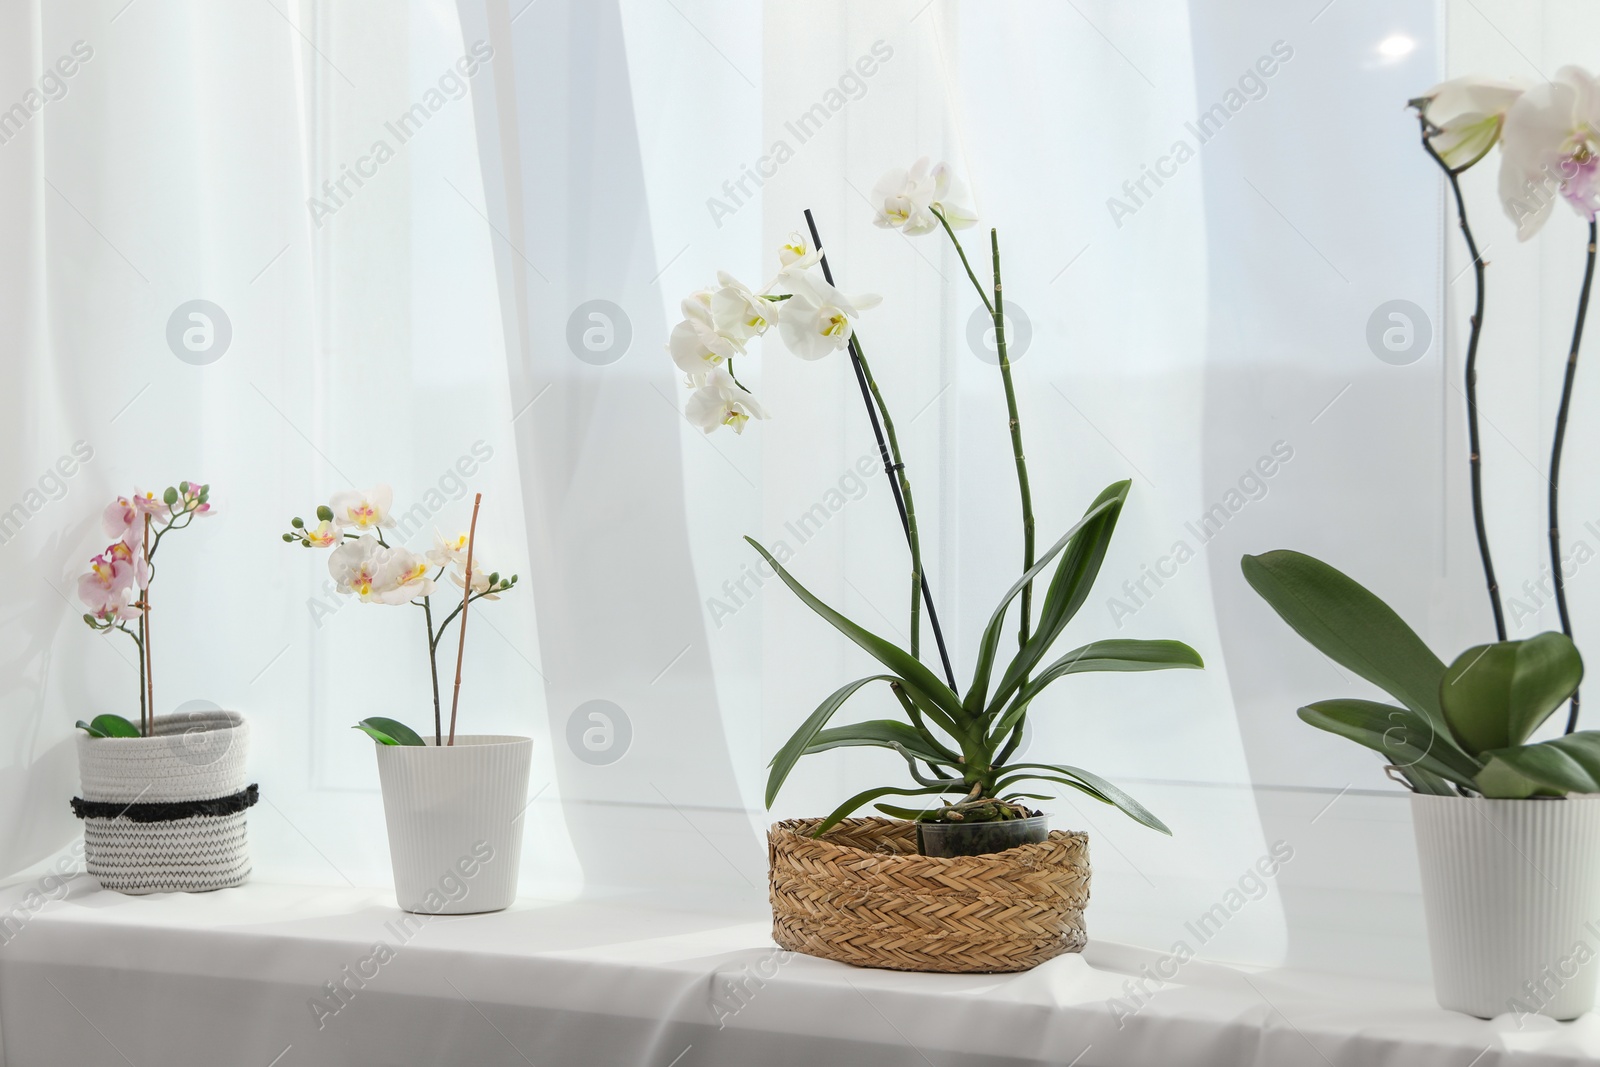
[{"left": 916, "top": 814, "right": 1050, "bottom": 858}]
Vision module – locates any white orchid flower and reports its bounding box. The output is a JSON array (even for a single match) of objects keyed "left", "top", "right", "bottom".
[
  {"left": 449, "top": 559, "right": 498, "bottom": 599},
  {"left": 927, "top": 162, "right": 978, "bottom": 230},
  {"left": 871, "top": 157, "right": 977, "bottom": 235},
  {"left": 776, "top": 269, "right": 881, "bottom": 361},
  {"left": 329, "top": 536, "right": 392, "bottom": 601},
  {"left": 427, "top": 529, "right": 470, "bottom": 569},
  {"left": 1410, "top": 76, "right": 1524, "bottom": 171},
  {"left": 685, "top": 367, "right": 767, "bottom": 434},
  {"left": 328, "top": 485, "right": 395, "bottom": 530},
  {"left": 1498, "top": 65, "right": 1600, "bottom": 241},
  {"left": 710, "top": 272, "right": 775, "bottom": 344},
  {"left": 370, "top": 546, "right": 435, "bottom": 605},
  {"left": 777, "top": 231, "right": 821, "bottom": 270},
  {"left": 430, "top": 529, "right": 496, "bottom": 597},
  {"left": 668, "top": 291, "right": 742, "bottom": 382}
]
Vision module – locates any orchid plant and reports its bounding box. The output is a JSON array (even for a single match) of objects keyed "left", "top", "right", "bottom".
[
  {"left": 76, "top": 482, "right": 214, "bottom": 738},
  {"left": 282, "top": 485, "right": 518, "bottom": 747},
  {"left": 1241, "top": 69, "right": 1600, "bottom": 798},
  {"left": 669, "top": 159, "right": 1203, "bottom": 834}
]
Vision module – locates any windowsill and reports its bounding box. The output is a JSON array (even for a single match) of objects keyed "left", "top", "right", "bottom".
[{"left": 0, "top": 878, "right": 1595, "bottom": 1066}]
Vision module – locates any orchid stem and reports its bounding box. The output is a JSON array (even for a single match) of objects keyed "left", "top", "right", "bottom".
[
  {"left": 935, "top": 208, "right": 993, "bottom": 316},
  {"left": 447, "top": 494, "right": 483, "bottom": 746},
  {"left": 936, "top": 211, "right": 1036, "bottom": 669},
  {"left": 1420, "top": 121, "right": 1507, "bottom": 643},
  {"left": 989, "top": 229, "right": 1036, "bottom": 670},
  {"left": 422, "top": 595, "right": 443, "bottom": 745},
  {"left": 131, "top": 621, "right": 147, "bottom": 736},
  {"left": 936, "top": 210, "right": 1034, "bottom": 749},
  {"left": 802, "top": 209, "right": 959, "bottom": 692},
  {"left": 1555, "top": 219, "right": 1597, "bottom": 734}
]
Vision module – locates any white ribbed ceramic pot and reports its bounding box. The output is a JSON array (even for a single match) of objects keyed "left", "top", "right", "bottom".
[
  {"left": 1411, "top": 793, "right": 1600, "bottom": 1019},
  {"left": 373, "top": 735, "right": 532, "bottom": 914},
  {"left": 74, "top": 710, "right": 254, "bottom": 894}
]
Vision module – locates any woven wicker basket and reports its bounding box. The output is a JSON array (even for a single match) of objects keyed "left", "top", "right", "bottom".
[{"left": 769, "top": 817, "right": 1090, "bottom": 973}]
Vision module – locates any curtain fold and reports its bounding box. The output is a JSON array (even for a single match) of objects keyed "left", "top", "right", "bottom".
[{"left": 456, "top": 0, "right": 766, "bottom": 909}]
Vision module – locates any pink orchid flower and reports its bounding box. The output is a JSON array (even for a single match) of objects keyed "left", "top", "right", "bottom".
[
  {"left": 181, "top": 481, "right": 214, "bottom": 516},
  {"left": 77, "top": 552, "right": 140, "bottom": 621},
  {"left": 130, "top": 489, "right": 170, "bottom": 524},
  {"left": 103, "top": 497, "right": 141, "bottom": 546}
]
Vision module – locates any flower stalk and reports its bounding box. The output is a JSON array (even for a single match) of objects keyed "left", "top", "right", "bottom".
[
  {"left": 76, "top": 483, "right": 213, "bottom": 738},
  {"left": 422, "top": 595, "right": 442, "bottom": 744},
  {"left": 989, "top": 228, "right": 1036, "bottom": 663},
  {"left": 802, "top": 209, "right": 958, "bottom": 692},
  {"left": 1418, "top": 120, "right": 1507, "bottom": 642},
  {"left": 1554, "top": 219, "right": 1597, "bottom": 733},
  {"left": 286, "top": 485, "right": 518, "bottom": 745},
  {"left": 933, "top": 209, "right": 1037, "bottom": 759}
]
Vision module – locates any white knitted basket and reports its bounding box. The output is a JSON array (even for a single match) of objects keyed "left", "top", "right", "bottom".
[{"left": 74, "top": 710, "right": 254, "bottom": 894}]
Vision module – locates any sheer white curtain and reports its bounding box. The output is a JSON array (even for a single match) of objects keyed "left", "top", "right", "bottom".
[
  {"left": 0, "top": 0, "right": 583, "bottom": 900},
  {"left": 0, "top": 0, "right": 329, "bottom": 882},
  {"left": 8, "top": 0, "right": 1600, "bottom": 980}
]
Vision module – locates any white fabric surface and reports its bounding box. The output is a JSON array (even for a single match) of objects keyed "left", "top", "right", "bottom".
[{"left": 0, "top": 878, "right": 1596, "bottom": 1067}]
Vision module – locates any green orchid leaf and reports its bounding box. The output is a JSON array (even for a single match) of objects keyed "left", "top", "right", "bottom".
[
  {"left": 891, "top": 681, "right": 965, "bottom": 747},
  {"left": 963, "top": 490, "right": 1123, "bottom": 715},
  {"left": 1474, "top": 755, "right": 1559, "bottom": 799},
  {"left": 1439, "top": 633, "right": 1583, "bottom": 756},
  {"left": 1399, "top": 764, "right": 1460, "bottom": 796},
  {"left": 765, "top": 676, "right": 894, "bottom": 807},
  {"left": 1241, "top": 551, "right": 1449, "bottom": 736},
  {"left": 745, "top": 537, "right": 965, "bottom": 725},
  {"left": 802, "top": 719, "right": 960, "bottom": 767},
  {"left": 992, "top": 639, "right": 1205, "bottom": 738},
  {"left": 994, "top": 772, "right": 1111, "bottom": 805},
  {"left": 78, "top": 714, "right": 140, "bottom": 739},
  {"left": 997, "top": 772, "right": 1167, "bottom": 834},
  {"left": 1479, "top": 731, "right": 1600, "bottom": 796},
  {"left": 874, "top": 803, "right": 938, "bottom": 821},
  {"left": 354, "top": 717, "right": 425, "bottom": 746},
  {"left": 996, "top": 761, "right": 1169, "bottom": 834},
  {"left": 813, "top": 784, "right": 953, "bottom": 836},
  {"left": 1241, "top": 556, "right": 1459, "bottom": 755},
  {"left": 1297, "top": 699, "right": 1481, "bottom": 788},
  {"left": 986, "top": 481, "right": 1131, "bottom": 718}
]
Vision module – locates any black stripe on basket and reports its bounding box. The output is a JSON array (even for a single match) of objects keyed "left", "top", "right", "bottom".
[{"left": 71, "top": 783, "right": 260, "bottom": 823}]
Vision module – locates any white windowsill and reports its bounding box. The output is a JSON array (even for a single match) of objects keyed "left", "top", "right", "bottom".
[{"left": 0, "top": 878, "right": 1595, "bottom": 1067}]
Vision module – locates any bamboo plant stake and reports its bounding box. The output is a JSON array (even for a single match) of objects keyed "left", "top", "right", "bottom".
[
  {"left": 447, "top": 493, "right": 483, "bottom": 746},
  {"left": 141, "top": 515, "right": 154, "bottom": 736}
]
